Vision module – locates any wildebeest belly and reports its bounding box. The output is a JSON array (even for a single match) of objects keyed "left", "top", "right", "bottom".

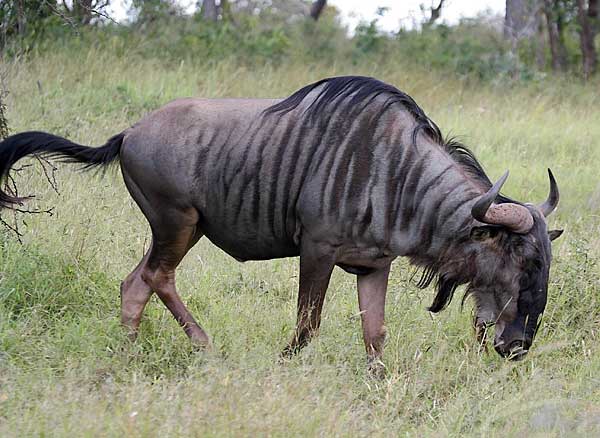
[
  {"left": 198, "top": 139, "right": 305, "bottom": 261},
  {"left": 197, "top": 209, "right": 300, "bottom": 261}
]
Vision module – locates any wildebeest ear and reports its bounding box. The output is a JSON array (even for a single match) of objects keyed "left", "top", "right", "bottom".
[
  {"left": 548, "top": 229, "right": 564, "bottom": 241},
  {"left": 470, "top": 226, "right": 500, "bottom": 241}
]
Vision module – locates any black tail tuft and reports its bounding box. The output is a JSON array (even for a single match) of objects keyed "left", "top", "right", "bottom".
[{"left": 0, "top": 131, "right": 124, "bottom": 208}]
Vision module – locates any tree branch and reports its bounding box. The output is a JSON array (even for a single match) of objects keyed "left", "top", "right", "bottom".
[
  {"left": 310, "top": 0, "right": 326, "bottom": 21},
  {"left": 0, "top": 156, "right": 58, "bottom": 242},
  {"left": 428, "top": 0, "right": 445, "bottom": 25}
]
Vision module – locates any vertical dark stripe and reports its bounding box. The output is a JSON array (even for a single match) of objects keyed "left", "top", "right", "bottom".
[
  {"left": 283, "top": 114, "right": 332, "bottom": 238},
  {"left": 278, "top": 113, "right": 318, "bottom": 239},
  {"left": 397, "top": 150, "right": 429, "bottom": 229},
  {"left": 245, "top": 121, "right": 278, "bottom": 222},
  {"left": 265, "top": 115, "right": 297, "bottom": 238},
  {"left": 324, "top": 114, "right": 372, "bottom": 217},
  {"left": 414, "top": 164, "right": 453, "bottom": 201}
]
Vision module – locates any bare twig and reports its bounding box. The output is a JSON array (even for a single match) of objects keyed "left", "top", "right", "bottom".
[
  {"left": 34, "top": 154, "right": 59, "bottom": 195},
  {"left": 0, "top": 215, "right": 24, "bottom": 242},
  {"left": 0, "top": 156, "right": 59, "bottom": 242},
  {"left": 42, "top": 0, "right": 79, "bottom": 32},
  {"left": 79, "top": 1, "right": 119, "bottom": 25},
  {"left": 44, "top": 0, "right": 119, "bottom": 29},
  {"left": 63, "top": 0, "right": 118, "bottom": 25}
]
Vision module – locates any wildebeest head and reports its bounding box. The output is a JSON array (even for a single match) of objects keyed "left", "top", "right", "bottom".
[
  {"left": 429, "top": 170, "right": 562, "bottom": 360},
  {"left": 469, "top": 169, "right": 563, "bottom": 359}
]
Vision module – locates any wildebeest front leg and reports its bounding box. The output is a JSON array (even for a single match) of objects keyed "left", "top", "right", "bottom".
[
  {"left": 282, "top": 242, "right": 335, "bottom": 357},
  {"left": 357, "top": 264, "right": 390, "bottom": 377}
]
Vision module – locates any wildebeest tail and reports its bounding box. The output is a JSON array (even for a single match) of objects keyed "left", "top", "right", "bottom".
[{"left": 0, "top": 131, "right": 125, "bottom": 208}]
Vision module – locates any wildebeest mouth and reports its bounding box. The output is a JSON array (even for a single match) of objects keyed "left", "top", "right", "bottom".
[
  {"left": 475, "top": 316, "right": 531, "bottom": 360},
  {"left": 494, "top": 339, "right": 529, "bottom": 361}
]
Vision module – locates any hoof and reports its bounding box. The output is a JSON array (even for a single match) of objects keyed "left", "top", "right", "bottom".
[
  {"left": 191, "top": 338, "right": 212, "bottom": 352},
  {"left": 367, "top": 357, "right": 386, "bottom": 379},
  {"left": 277, "top": 354, "right": 292, "bottom": 366},
  {"left": 122, "top": 325, "right": 140, "bottom": 343},
  {"left": 280, "top": 342, "right": 302, "bottom": 360}
]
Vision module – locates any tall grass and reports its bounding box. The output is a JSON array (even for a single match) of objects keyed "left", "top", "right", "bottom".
[{"left": 0, "top": 47, "right": 599, "bottom": 436}]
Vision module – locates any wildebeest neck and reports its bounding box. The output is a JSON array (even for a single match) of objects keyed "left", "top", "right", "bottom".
[{"left": 387, "top": 130, "right": 487, "bottom": 262}]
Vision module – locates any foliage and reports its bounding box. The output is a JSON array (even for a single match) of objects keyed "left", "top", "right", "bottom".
[
  {"left": 393, "top": 20, "right": 522, "bottom": 81},
  {"left": 1, "top": 2, "right": 597, "bottom": 80},
  {"left": 353, "top": 19, "right": 384, "bottom": 57},
  {"left": 0, "top": 1, "right": 60, "bottom": 49},
  {"left": 131, "top": 0, "right": 183, "bottom": 24}
]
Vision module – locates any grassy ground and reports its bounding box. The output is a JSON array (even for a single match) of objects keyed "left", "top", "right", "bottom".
[{"left": 1, "top": 49, "right": 599, "bottom": 436}]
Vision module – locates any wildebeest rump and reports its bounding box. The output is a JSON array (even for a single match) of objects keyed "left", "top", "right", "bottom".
[{"left": 0, "top": 76, "right": 562, "bottom": 370}]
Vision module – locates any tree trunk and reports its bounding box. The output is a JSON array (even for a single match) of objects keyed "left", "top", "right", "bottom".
[
  {"left": 589, "top": 1, "right": 598, "bottom": 49},
  {"left": 542, "top": 0, "right": 567, "bottom": 71},
  {"left": 202, "top": 0, "right": 218, "bottom": 21},
  {"left": 426, "top": 0, "right": 445, "bottom": 26},
  {"left": 220, "top": 0, "right": 233, "bottom": 22},
  {"left": 73, "top": 0, "right": 94, "bottom": 25},
  {"left": 589, "top": 0, "right": 599, "bottom": 25},
  {"left": 505, "top": 0, "right": 538, "bottom": 40},
  {"left": 535, "top": 6, "right": 547, "bottom": 69},
  {"left": 577, "top": 0, "right": 598, "bottom": 78},
  {"left": 556, "top": 5, "right": 568, "bottom": 61},
  {"left": 15, "top": 0, "right": 26, "bottom": 36},
  {"left": 309, "top": 0, "right": 326, "bottom": 21},
  {"left": 0, "top": 87, "right": 8, "bottom": 140},
  {"left": 505, "top": 0, "right": 542, "bottom": 75}
]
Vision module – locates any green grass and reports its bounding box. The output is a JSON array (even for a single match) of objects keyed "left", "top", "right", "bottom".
[{"left": 0, "top": 49, "right": 599, "bottom": 436}]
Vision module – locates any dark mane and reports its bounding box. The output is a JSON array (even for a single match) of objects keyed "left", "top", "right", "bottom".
[{"left": 264, "top": 76, "right": 495, "bottom": 191}]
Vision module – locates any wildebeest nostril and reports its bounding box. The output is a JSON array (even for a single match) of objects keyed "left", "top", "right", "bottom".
[
  {"left": 493, "top": 339, "right": 528, "bottom": 360},
  {"left": 507, "top": 340, "right": 528, "bottom": 361}
]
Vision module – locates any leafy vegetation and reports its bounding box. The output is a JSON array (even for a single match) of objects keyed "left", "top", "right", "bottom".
[{"left": 1, "top": 2, "right": 597, "bottom": 82}]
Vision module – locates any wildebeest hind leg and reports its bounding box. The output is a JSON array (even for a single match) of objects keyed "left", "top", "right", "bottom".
[
  {"left": 140, "top": 213, "right": 210, "bottom": 348},
  {"left": 282, "top": 240, "right": 335, "bottom": 357},
  {"left": 121, "top": 167, "right": 208, "bottom": 347},
  {"left": 120, "top": 228, "right": 204, "bottom": 341},
  {"left": 120, "top": 245, "right": 153, "bottom": 340}
]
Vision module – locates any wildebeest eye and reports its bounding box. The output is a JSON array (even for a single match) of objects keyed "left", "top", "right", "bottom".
[
  {"left": 519, "top": 271, "right": 535, "bottom": 290},
  {"left": 470, "top": 226, "right": 500, "bottom": 241}
]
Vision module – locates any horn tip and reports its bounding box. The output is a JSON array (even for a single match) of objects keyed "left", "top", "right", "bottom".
[
  {"left": 498, "top": 170, "right": 509, "bottom": 186},
  {"left": 540, "top": 167, "right": 559, "bottom": 217}
]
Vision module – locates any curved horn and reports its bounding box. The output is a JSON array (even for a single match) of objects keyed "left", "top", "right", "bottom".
[
  {"left": 471, "top": 170, "right": 509, "bottom": 222},
  {"left": 471, "top": 171, "right": 534, "bottom": 234},
  {"left": 539, "top": 168, "right": 559, "bottom": 217}
]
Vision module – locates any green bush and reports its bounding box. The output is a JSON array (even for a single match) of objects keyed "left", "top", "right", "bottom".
[
  {"left": 0, "top": 6, "right": 592, "bottom": 82},
  {"left": 392, "top": 21, "right": 518, "bottom": 80}
]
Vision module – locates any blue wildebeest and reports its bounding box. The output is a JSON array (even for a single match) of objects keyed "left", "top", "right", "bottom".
[{"left": 0, "top": 76, "right": 562, "bottom": 371}]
